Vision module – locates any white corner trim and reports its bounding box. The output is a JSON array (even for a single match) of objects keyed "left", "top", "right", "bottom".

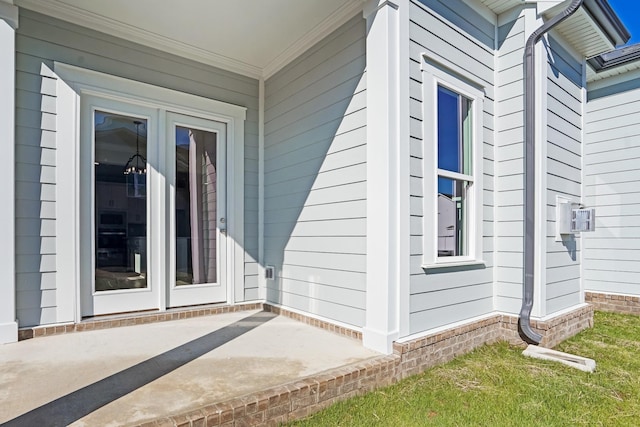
[
  {"left": 257, "top": 78, "right": 266, "bottom": 300},
  {"left": 365, "top": 0, "right": 401, "bottom": 353},
  {"left": 16, "top": 0, "right": 262, "bottom": 78},
  {"left": 0, "top": 7, "right": 17, "bottom": 343},
  {"left": 363, "top": 0, "right": 399, "bottom": 19},
  {"left": 263, "top": 0, "right": 365, "bottom": 79},
  {"left": 0, "top": 322, "right": 18, "bottom": 345},
  {"left": 362, "top": 326, "right": 399, "bottom": 355}
]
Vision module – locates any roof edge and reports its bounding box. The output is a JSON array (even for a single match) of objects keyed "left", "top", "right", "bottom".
[
  {"left": 582, "top": 0, "right": 630, "bottom": 47},
  {"left": 588, "top": 43, "right": 640, "bottom": 72}
]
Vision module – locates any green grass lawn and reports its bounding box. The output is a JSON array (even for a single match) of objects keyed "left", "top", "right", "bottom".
[{"left": 291, "top": 312, "right": 640, "bottom": 426}]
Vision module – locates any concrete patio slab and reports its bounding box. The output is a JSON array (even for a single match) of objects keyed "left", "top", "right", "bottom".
[{"left": 0, "top": 310, "right": 379, "bottom": 426}]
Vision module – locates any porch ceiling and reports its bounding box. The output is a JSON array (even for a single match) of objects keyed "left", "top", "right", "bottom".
[{"left": 15, "top": 0, "right": 365, "bottom": 79}]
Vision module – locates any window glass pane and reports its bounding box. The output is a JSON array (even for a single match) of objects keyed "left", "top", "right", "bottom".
[
  {"left": 437, "top": 177, "right": 467, "bottom": 257},
  {"left": 437, "top": 86, "right": 472, "bottom": 175},
  {"left": 175, "top": 126, "right": 218, "bottom": 286},
  {"left": 94, "top": 112, "right": 148, "bottom": 291}
]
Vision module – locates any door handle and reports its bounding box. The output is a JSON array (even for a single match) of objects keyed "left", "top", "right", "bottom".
[{"left": 219, "top": 217, "right": 227, "bottom": 234}]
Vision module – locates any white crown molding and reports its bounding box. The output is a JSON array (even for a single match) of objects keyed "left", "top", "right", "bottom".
[
  {"left": 16, "top": 0, "right": 263, "bottom": 78},
  {"left": 261, "top": 0, "right": 365, "bottom": 79},
  {"left": 0, "top": 0, "right": 18, "bottom": 29},
  {"left": 16, "top": 0, "right": 366, "bottom": 80}
]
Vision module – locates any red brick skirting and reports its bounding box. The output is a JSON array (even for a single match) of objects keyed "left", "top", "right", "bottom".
[
  {"left": 136, "top": 305, "right": 594, "bottom": 426},
  {"left": 17, "top": 303, "right": 362, "bottom": 343},
  {"left": 263, "top": 304, "right": 362, "bottom": 341},
  {"left": 501, "top": 304, "right": 594, "bottom": 348},
  {"left": 17, "top": 303, "right": 264, "bottom": 341},
  {"left": 586, "top": 292, "right": 640, "bottom": 315}
]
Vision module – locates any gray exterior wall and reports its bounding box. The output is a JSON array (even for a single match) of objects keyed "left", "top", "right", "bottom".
[
  {"left": 585, "top": 75, "right": 640, "bottom": 297},
  {"left": 15, "top": 9, "right": 259, "bottom": 327},
  {"left": 263, "top": 16, "right": 367, "bottom": 327},
  {"left": 408, "top": 0, "right": 495, "bottom": 334},
  {"left": 544, "top": 36, "right": 583, "bottom": 314},
  {"left": 495, "top": 12, "right": 526, "bottom": 314},
  {"left": 494, "top": 18, "right": 585, "bottom": 317}
]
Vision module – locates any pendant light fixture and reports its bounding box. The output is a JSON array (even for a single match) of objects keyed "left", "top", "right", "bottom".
[{"left": 123, "top": 120, "right": 147, "bottom": 175}]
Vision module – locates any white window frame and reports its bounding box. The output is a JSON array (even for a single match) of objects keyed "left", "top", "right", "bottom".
[
  {"left": 54, "top": 63, "right": 247, "bottom": 322},
  {"left": 422, "top": 60, "right": 484, "bottom": 268}
]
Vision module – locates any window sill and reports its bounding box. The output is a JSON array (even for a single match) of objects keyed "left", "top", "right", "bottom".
[{"left": 422, "top": 260, "right": 486, "bottom": 272}]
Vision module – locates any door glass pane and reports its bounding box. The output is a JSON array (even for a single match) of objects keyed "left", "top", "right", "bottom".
[
  {"left": 175, "top": 126, "right": 218, "bottom": 286},
  {"left": 437, "top": 177, "right": 467, "bottom": 257},
  {"left": 94, "top": 112, "right": 148, "bottom": 291}
]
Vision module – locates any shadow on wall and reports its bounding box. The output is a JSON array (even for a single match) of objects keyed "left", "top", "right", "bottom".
[
  {"left": 561, "top": 235, "right": 577, "bottom": 261},
  {"left": 15, "top": 66, "right": 58, "bottom": 328},
  {"left": 262, "top": 16, "right": 367, "bottom": 325}
]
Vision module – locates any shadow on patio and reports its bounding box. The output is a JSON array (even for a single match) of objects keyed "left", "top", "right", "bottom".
[{"left": 0, "top": 309, "right": 379, "bottom": 426}]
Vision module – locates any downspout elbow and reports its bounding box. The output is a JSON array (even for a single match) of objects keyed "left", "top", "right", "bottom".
[{"left": 520, "top": 0, "right": 585, "bottom": 345}]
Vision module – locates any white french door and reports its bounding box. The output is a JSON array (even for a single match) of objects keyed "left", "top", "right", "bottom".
[
  {"left": 166, "top": 112, "right": 227, "bottom": 307},
  {"left": 81, "top": 101, "right": 228, "bottom": 317},
  {"left": 81, "top": 96, "right": 161, "bottom": 316}
]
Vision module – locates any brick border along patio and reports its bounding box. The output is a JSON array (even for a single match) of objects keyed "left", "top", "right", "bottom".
[
  {"left": 586, "top": 292, "right": 640, "bottom": 315},
  {"left": 137, "top": 304, "right": 594, "bottom": 427}
]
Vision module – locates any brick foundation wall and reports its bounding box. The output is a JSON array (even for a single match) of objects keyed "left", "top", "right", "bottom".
[
  {"left": 138, "top": 305, "right": 594, "bottom": 426},
  {"left": 501, "top": 304, "right": 594, "bottom": 348},
  {"left": 263, "top": 304, "right": 362, "bottom": 341},
  {"left": 586, "top": 292, "right": 640, "bottom": 316},
  {"left": 17, "top": 303, "right": 264, "bottom": 341}
]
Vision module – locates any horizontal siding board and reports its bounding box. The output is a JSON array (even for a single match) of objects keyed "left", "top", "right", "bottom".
[
  {"left": 410, "top": 297, "right": 493, "bottom": 334},
  {"left": 412, "top": 0, "right": 495, "bottom": 48},
  {"left": 266, "top": 287, "right": 364, "bottom": 327},
  {"left": 277, "top": 278, "right": 365, "bottom": 308},
  {"left": 265, "top": 17, "right": 365, "bottom": 97},
  {"left": 265, "top": 125, "right": 365, "bottom": 163},
  {"left": 16, "top": 272, "right": 57, "bottom": 292},
  {"left": 280, "top": 264, "right": 366, "bottom": 291},
  {"left": 264, "top": 16, "right": 366, "bottom": 326},
  {"left": 547, "top": 291, "right": 581, "bottom": 315}
]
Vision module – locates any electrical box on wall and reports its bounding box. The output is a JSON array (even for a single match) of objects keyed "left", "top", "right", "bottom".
[
  {"left": 265, "top": 265, "right": 275, "bottom": 280},
  {"left": 556, "top": 196, "right": 595, "bottom": 241}
]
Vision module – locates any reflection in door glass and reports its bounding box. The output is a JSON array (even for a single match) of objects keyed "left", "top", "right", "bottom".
[
  {"left": 175, "top": 126, "right": 218, "bottom": 286},
  {"left": 94, "top": 111, "right": 148, "bottom": 291}
]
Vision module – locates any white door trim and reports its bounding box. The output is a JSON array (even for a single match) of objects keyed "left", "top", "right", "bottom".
[{"left": 54, "top": 63, "right": 246, "bottom": 321}]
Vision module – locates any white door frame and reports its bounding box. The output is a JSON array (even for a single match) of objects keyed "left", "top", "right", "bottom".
[{"left": 55, "top": 63, "right": 246, "bottom": 321}]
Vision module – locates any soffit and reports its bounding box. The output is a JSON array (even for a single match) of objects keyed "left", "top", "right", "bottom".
[
  {"left": 476, "top": 0, "right": 524, "bottom": 15},
  {"left": 15, "top": 0, "right": 365, "bottom": 79},
  {"left": 544, "top": 0, "right": 629, "bottom": 59},
  {"left": 551, "top": 8, "right": 613, "bottom": 58}
]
